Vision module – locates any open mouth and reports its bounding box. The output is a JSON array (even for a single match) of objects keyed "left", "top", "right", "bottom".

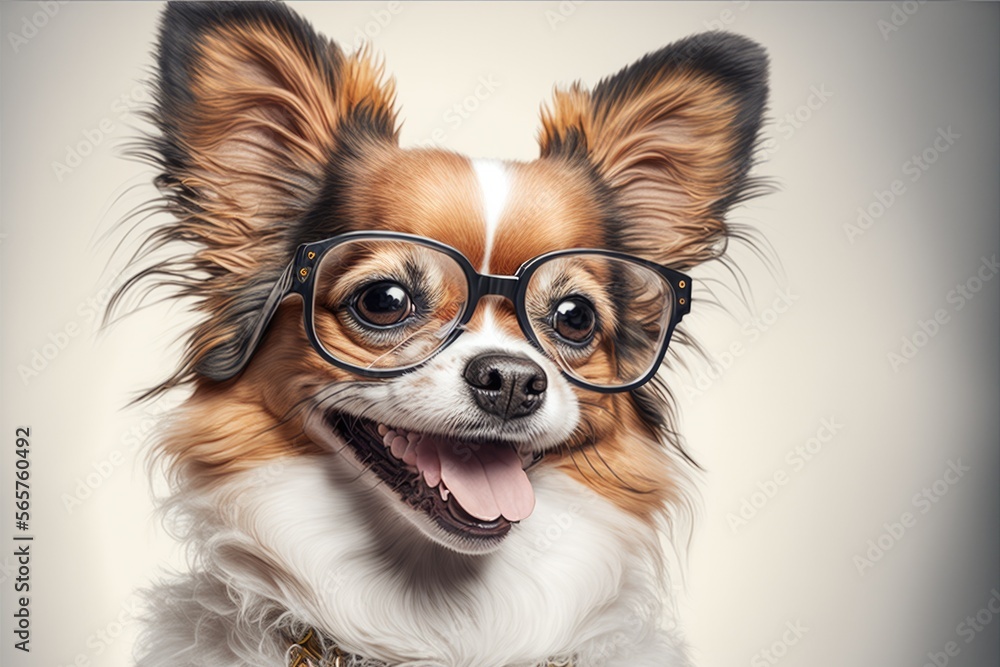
[{"left": 325, "top": 412, "right": 538, "bottom": 542}]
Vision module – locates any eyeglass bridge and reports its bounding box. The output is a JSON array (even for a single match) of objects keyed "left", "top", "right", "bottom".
[{"left": 475, "top": 274, "right": 519, "bottom": 301}]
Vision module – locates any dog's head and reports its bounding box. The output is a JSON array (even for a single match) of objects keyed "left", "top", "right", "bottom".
[{"left": 131, "top": 2, "right": 767, "bottom": 554}]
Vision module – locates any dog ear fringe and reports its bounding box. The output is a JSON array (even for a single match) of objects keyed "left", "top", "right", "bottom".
[
  {"left": 539, "top": 31, "right": 770, "bottom": 272},
  {"left": 111, "top": 1, "right": 397, "bottom": 399}
]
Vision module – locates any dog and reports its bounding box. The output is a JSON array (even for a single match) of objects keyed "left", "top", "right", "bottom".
[{"left": 123, "top": 2, "right": 768, "bottom": 666}]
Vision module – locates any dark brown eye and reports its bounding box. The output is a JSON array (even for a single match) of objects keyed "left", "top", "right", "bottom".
[
  {"left": 354, "top": 281, "right": 413, "bottom": 327},
  {"left": 553, "top": 297, "right": 596, "bottom": 344}
]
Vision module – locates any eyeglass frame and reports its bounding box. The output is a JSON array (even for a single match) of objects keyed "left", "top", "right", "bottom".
[{"left": 227, "top": 230, "right": 692, "bottom": 393}]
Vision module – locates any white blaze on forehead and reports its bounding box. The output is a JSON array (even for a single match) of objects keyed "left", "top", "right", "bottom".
[{"left": 472, "top": 159, "right": 511, "bottom": 273}]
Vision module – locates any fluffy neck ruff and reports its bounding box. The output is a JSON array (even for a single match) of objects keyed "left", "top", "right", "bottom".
[{"left": 137, "top": 453, "right": 689, "bottom": 667}]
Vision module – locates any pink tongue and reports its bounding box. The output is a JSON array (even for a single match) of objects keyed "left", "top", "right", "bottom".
[{"left": 416, "top": 434, "right": 535, "bottom": 522}]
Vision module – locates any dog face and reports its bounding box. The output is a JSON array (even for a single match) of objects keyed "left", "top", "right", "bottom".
[{"left": 134, "top": 3, "right": 767, "bottom": 556}]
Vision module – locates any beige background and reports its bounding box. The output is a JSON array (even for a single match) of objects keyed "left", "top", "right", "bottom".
[{"left": 2, "top": 2, "right": 997, "bottom": 666}]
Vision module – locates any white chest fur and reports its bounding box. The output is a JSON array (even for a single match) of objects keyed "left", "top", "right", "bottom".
[{"left": 138, "top": 457, "right": 688, "bottom": 667}]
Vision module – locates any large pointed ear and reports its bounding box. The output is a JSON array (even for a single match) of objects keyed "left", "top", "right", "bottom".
[
  {"left": 539, "top": 32, "right": 768, "bottom": 269},
  {"left": 134, "top": 1, "right": 397, "bottom": 388}
]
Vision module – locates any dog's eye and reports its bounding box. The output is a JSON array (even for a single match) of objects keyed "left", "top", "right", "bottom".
[
  {"left": 353, "top": 281, "right": 414, "bottom": 327},
  {"left": 552, "top": 297, "right": 596, "bottom": 345}
]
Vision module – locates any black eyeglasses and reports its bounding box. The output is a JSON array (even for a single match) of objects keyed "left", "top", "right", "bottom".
[{"left": 229, "top": 231, "right": 691, "bottom": 393}]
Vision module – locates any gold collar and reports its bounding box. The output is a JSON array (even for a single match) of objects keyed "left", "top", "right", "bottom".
[
  {"left": 287, "top": 629, "right": 349, "bottom": 667},
  {"left": 288, "top": 629, "right": 572, "bottom": 667}
]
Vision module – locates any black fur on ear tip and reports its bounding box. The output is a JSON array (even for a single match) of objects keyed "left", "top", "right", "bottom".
[
  {"left": 589, "top": 31, "right": 770, "bottom": 180},
  {"left": 154, "top": 1, "right": 332, "bottom": 121},
  {"left": 675, "top": 32, "right": 769, "bottom": 130},
  {"left": 157, "top": 1, "right": 325, "bottom": 51},
  {"left": 663, "top": 31, "right": 769, "bottom": 82},
  {"left": 597, "top": 31, "right": 768, "bottom": 103},
  {"left": 159, "top": 1, "right": 302, "bottom": 36}
]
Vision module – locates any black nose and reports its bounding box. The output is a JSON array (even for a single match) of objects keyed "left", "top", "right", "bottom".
[{"left": 463, "top": 353, "right": 547, "bottom": 419}]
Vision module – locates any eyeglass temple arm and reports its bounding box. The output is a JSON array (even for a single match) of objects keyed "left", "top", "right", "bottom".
[{"left": 200, "top": 262, "right": 297, "bottom": 382}]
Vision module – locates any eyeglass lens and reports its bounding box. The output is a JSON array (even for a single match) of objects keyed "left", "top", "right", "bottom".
[{"left": 310, "top": 239, "right": 675, "bottom": 386}]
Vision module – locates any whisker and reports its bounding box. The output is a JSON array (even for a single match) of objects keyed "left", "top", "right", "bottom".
[
  {"left": 365, "top": 328, "right": 430, "bottom": 369},
  {"left": 588, "top": 437, "right": 656, "bottom": 495},
  {"left": 564, "top": 400, "right": 660, "bottom": 495}
]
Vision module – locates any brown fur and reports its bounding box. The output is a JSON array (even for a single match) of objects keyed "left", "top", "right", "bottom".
[
  {"left": 126, "top": 4, "right": 767, "bottom": 532},
  {"left": 119, "top": 6, "right": 399, "bottom": 392},
  {"left": 540, "top": 54, "right": 766, "bottom": 271},
  {"left": 153, "top": 145, "right": 676, "bottom": 521}
]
